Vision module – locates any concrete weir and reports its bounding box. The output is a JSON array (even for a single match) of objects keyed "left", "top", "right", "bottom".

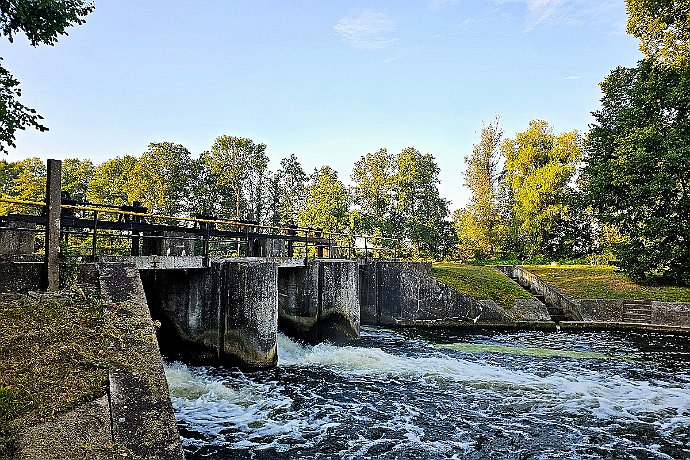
[{"left": 278, "top": 259, "right": 360, "bottom": 343}]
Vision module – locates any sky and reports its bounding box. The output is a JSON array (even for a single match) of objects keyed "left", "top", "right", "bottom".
[{"left": 2, "top": 0, "right": 642, "bottom": 210}]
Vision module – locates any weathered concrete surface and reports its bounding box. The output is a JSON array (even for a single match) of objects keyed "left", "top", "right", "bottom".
[
  {"left": 44, "top": 159, "right": 61, "bottom": 291},
  {"left": 360, "top": 261, "right": 511, "bottom": 326},
  {"left": 0, "top": 260, "right": 43, "bottom": 292},
  {"left": 278, "top": 260, "right": 360, "bottom": 343},
  {"left": 143, "top": 231, "right": 195, "bottom": 257},
  {"left": 577, "top": 299, "right": 690, "bottom": 327},
  {"left": 141, "top": 268, "right": 217, "bottom": 362},
  {"left": 99, "top": 262, "right": 185, "bottom": 460},
  {"left": 494, "top": 265, "right": 583, "bottom": 321},
  {"left": 213, "top": 258, "right": 278, "bottom": 368},
  {"left": 478, "top": 298, "right": 552, "bottom": 323},
  {"left": 0, "top": 221, "right": 35, "bottom": 255},
  {"left": 102, "top": 255, "right": 206, "bottom": 270},
  {"left": 18, "top": 396, "right": 113, "bottom": 460}
]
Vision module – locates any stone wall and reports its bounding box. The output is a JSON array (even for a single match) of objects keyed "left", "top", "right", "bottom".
[
  {"left": 0, "top": 260, "right": 43, "bottom": 292},
  {"left": 360, "top": 261, "right": 511, "bottom": 326}
]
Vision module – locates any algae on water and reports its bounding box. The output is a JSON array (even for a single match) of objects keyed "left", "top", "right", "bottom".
[{"left": 435, "top": 342, "right": 628, "bottom": 360}]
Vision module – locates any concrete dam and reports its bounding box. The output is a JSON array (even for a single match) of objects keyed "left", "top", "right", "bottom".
[{"left": 125, "top": 257, "right": 520, "bottom": 369}]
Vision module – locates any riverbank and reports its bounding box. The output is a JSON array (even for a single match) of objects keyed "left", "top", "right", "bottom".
[{"left": 0, "top": 275, "right": 184, "bottom": 460}]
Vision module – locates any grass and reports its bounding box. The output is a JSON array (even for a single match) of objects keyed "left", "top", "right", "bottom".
[
  {"left": 431, "top": 262, "right": 534, "bottom": 309},
  {"left": 523, "top": 265, "right": 690, "bottom": 302},
  {"left": 0, "top": 290, "right": 149, "bottom": 458}
]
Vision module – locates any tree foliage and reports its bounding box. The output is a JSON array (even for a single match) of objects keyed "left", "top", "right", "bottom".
[
  {"left": 626, "top": 0, "right": 690, "bottom": 67},
  {"left": 584, "top": 59, "right": 690, "bottom": 284},
  {"left": 275, "top": 153, "right": 307, "bottom": 225},
  {"left": 455, "top": 118, "right": 504, "bottom": 259},
  {"left": 86, "top": 155, "right": 136, "bottom": 207},
  {"left": 500, "top": 120, "right": 583, "bottom": 258},
  {"left": 0, "top": 1, "right": 94, "bottom": 154},
  {"left": 394, "top": 147, "right": 450, "bottom": 258},
  {"left": 298, "top": 166, "right": 349, "bottom": 233},
  {"left": 127, "top": 142, "right": 193, "bottom": 216},
  {"left": 200, "top": 135, "right": 269, "bottom": 221},
  {"left": 351, "top": 148, "right": 396, "bottom": 236}
]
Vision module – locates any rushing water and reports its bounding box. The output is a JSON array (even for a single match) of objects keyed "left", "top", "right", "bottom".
[{"left": 164, "top": 328, "right": 690, "bottom": 459}]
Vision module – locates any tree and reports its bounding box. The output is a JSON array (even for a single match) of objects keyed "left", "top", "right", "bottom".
[
  {"left": 456, "top": 118, "right": 504, "bottom": 259},
  {"left": 584, "top": 59, "right": 690, "bottom": 284},
  {"left": 275, "top": 153, "right": 307, "bottom": 225},
  {"left": 393, "top": 147, "right": 450, "bottom": 259},
  {"left": 87, "top": 155, "right": 136, "bottom": 207},
  {"left": 500, "top": 120, "right": 583, "bottom": 258},
  {"left": 200, "top": 135, "right": 269, "bottom": 220},
  {"left": 0, "top": 1, "right": 94, "bottom": 154},
  {"left": 626, "top": 0, "right": 690, "bottom": 67},
  {"left": 298, "top": 166, "right": 349, "bottom": 233},
  {"left": 61, "top": 158, "right": 94, "bottom": 202},
  {"left": 0, "top": 157, "right": 45, "bottom": 214},
  {"left": 351, "top": 148, "right": 396, "bottom": 236},
  {"left": 126, "top": 143, "right": 193, "bottom": 216}
]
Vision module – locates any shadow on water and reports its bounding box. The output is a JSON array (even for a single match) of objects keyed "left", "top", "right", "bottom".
[{"left": 165, "top": 327, "right": 690, "bottom": 460}]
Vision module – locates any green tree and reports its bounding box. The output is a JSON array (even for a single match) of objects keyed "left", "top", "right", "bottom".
[
  {"left": 126, "top": 143, "right": 193, "bottom": 216},
  {"left": 200, "top": 135, "right": 269, "bottom": 220},
  {"left": 0, "top": 157, "right": 45, "bottom": 214},
  {"left": 500, "top": 120, "right": 583, "bottom": 258},
  {"left": 275, "top": 153, "right": 307, "bottom": 225},
  {"left": 351, "top": 148, "right": 396, "bottom": 237},
  {"left": 626, "top": 0, "right": 690, "bottom": 67},
  {"left": 61, "top": 158, "right": 94, "bottom": 203},
  {"left": 298, "top": 166, "right": 349, "bottom": 233},
  {"left": 393, "top": 147, "right": 450, "bottom": 259},
  {"left": 584, "top": 59, "right": 690, "bottom": 284},
  {"left": 456, "top": 118, "right": 504, "bottom": 259},
  {"left": 0, "top": 1, "right": 94, "bottom": 154},
  {"left": 86, "top": 155, "right": 136, "bottom": 207}
]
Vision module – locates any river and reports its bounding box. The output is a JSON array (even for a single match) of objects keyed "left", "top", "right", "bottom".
[{"left": 164, "top": 328, "right": 690, "bottom": 459}]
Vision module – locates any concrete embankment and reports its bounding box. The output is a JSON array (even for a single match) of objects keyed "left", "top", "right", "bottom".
[
  {"left": 495, "top": 265, "right": 690, "bottom": 332},
  {"left": 360, "top": 261, "right": 552, "bottom": 328}
]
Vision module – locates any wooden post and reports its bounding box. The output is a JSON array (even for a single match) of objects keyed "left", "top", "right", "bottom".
[{"left": 45, "top": 159, "right": 62, "bottom": 291}]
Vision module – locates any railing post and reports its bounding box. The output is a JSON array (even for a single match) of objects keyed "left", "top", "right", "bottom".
[
  {"left": 44, "top": 159, "right": 61, "bottom": 291},
  {"left": 91, "top": 210, "right": 98, "bottom": 260}
]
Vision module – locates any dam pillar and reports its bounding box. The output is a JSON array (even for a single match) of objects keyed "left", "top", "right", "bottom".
[
  {"left": 213, "top": 258, "right": 278, "bottom": 368},
  {"left": 278, "top": 260, "right": 360, "bottom": 343}
]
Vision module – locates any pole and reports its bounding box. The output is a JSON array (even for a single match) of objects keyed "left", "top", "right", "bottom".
[{"left": 44, "top": 159, "right": 61, "bottom": 291}]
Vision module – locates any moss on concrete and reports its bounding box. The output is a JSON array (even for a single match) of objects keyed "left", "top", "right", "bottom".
[
  {"left": 524, "top": 265, "right": 690, "bottom": 302},
  {"left": 431, "top": 263, "right": 534, "bottom": 310}
]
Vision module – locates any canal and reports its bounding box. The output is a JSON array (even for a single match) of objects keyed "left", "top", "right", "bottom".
[{"left": 165, "top": 328, "right": 690, "bottom": 459}]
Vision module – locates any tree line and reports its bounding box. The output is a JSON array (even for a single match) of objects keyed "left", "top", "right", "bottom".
[{"left": 0, "top": 139, "right": 453, "bottom": 259}]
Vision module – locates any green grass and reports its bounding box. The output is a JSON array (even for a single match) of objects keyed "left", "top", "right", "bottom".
[
  {"left": 431, "top": 262, "right": 534, "bottom": 309},
  {"left": 523, "top": 265, "right": 690, "bottom": 302}
]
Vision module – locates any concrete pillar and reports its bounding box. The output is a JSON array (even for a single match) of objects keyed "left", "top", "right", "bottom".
[
  {"left": 213, "top": 258, "right": 278, "bottom": 369},
  {"left": 278, "top": 260, "right": 360, "bottom": 343},
  {"left": 44, "top": 159, "right": 61, "bottom": 291}
]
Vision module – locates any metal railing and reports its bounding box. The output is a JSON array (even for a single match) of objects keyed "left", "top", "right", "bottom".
[{"left": 0, "top": 196, "right": 402, "bottom": 262}]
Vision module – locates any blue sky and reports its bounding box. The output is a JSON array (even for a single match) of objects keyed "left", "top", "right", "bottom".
[{"left": 3, "top": 0, "right": 642, "bottom": 209}]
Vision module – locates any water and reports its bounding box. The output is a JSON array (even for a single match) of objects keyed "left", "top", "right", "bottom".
[{"left": 164, "top": 328, "right": 690, "bottom": 459}]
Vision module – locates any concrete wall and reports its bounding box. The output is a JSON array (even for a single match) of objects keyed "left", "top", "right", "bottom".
[
  {"left": 278, "top": 260, "right": 360, "bottom": 343},
  {"left": 578, "top": 299, "right": 690, "bottom": 327},
  {"left": 0, "top": 222, "right": 35, "bottom": 255},
  {"left": 495, "top": 265, "right": 583, "bottom": 321},
  {"left": 0, "top": 260, "right": 43, "bottom": 292},
  {"left": 142, "top": 258, "right": 279, "bottom": 369},
  {"left": 360, "top": 261, "right": 511, "bottom": 326}
]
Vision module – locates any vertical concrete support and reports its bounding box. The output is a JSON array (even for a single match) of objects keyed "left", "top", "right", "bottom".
[
  {"left": 278, "top": 260, "right": 360, "bottom": 343},
  {"left": 44, "top": 159, "right": 61, "bottom": 291},
  {"left": 0, "top": 221, "right": 35, "bottom": 255},
  {"left": 213, "top": 258, "right": 278, "bottom": 369}
]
